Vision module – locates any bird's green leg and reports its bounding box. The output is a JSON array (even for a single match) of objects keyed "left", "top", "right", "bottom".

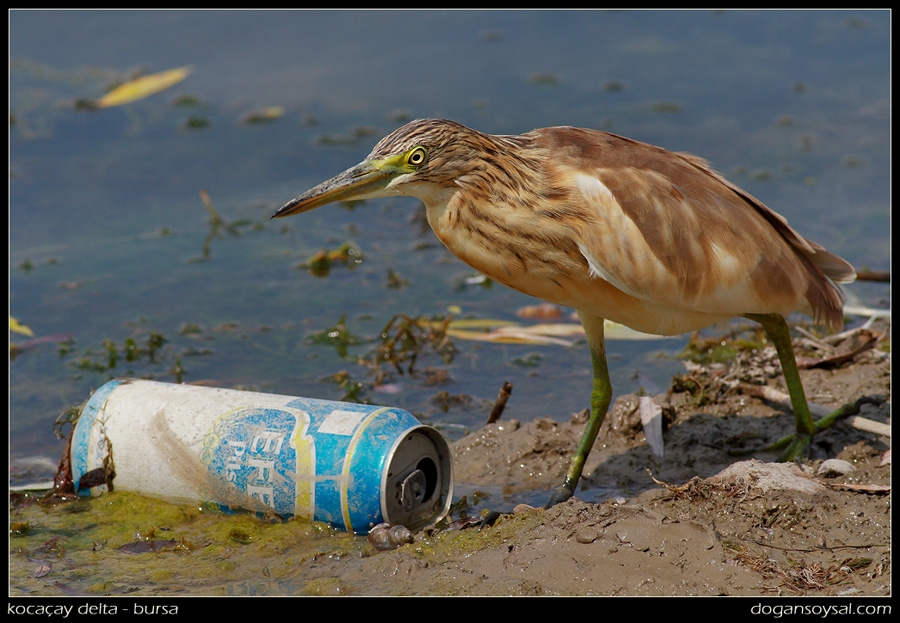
[
  {"left": 745, "top": 313, "right": 818, "bottom": 460},
  {"left": 547, "top": 313, "right": 612, "bottom": 508}
]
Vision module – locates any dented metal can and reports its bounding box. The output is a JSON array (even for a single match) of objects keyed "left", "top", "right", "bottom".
[{"left": 70, "top": 379, "right": 453, "bottom": 534}]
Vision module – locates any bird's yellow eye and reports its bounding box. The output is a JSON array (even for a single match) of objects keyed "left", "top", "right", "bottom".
[{"left": 406, "top": 147, "right": 427, "bottom": 167}]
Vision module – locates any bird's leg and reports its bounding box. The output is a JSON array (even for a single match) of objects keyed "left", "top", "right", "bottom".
[
  {"left": 745, "top": 312, "right": 818, "bottom": 460},
  {"left": 547, "top": 313, "right": 612, "bottom": 508}
]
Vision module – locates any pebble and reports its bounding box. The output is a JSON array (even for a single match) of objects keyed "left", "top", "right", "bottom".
[{"left": 816, "top": 459, "right": 856, "bottom": 477}]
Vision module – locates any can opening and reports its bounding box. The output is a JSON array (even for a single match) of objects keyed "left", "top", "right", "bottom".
[
  {"left": 398, "top": 458, "right": 440, "bottom": 512},
  {"left": 382, "top": 427, "right": 452, "bottom": 530},
  {"left": 416, "top": 457, "right": 437, "bottom": 502}
]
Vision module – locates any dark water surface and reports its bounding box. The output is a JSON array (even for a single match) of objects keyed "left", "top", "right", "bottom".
[{"left": 10, "top": 10, "right": 890, "bottom": 481}]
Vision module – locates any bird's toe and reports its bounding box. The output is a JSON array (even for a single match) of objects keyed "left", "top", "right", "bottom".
[
  {"left": 779, "top": 432, "right": 813, "bottom": 462},
  {"left": 546, "top": 482, "right": 576, "bottom": 509}
]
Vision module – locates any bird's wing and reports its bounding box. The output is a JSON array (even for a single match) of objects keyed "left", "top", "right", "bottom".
[
  {"left": 676, "top": 150, "right": 856, "bottom": 285},
  {"left": 539, "top": 127, "right": 847, "bottom": 329}
]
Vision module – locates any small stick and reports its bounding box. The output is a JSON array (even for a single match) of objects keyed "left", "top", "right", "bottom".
[
  {"left": 486, "top": 381, "right": 513, "bottom": 424},
  {"left": 854, "top": 269, "right": 890, "bottom": 282}
]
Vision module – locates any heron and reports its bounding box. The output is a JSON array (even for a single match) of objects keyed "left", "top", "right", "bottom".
[{"left": 272, "top": 119, "right": 856, "bottom": 508}]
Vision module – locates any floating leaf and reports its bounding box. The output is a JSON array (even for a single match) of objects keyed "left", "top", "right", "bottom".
[
  {"left": 445, "top": 318, "right": 518, "bottom": 330},
  {"left": 513, "top": 323, "right": 584, "bottom": 337},
  {"left": 9, "top": 316, "right": 34, "bottom": 337},
  {"left": 96, "top": 66, "right": 191, "bottom": 108},
  {"left": 445, "top": 326, "right": 574, "bottom": 346},
  {"left": 241, "top": 106, "right": 284, "bottom": 124},
  {"left": 441, "top": 320, "right": 669, "bottom": 345},
  {"left": 302, "top": 242, "right": 363, "bottom": 276},
  {"left": 183, "top": 115, "right": 210, "bottom": 129}
]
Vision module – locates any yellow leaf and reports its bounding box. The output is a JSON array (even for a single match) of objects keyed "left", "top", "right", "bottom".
[
  {"left": 446, "top": 328, "right": 572, "bottom": 346},
  {"left": 96, "top": 66, "right": 192, "bottom": 108},
  {"left": 9, "top": 316, "right": 34, "bottom": 337},
  {"left": 445, "top": 320, "right": 670, "bottom": 345},
  {"left": 506, "top": 323, "right": 585, "bottom": 337},
  {"left": 447, "top": 318, "right": 519, "bottom": 330}
]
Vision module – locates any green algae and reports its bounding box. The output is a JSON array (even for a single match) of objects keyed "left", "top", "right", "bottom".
[
  {"left": 409, "top": 510, "right": 548, "bottom": 560},
  {"left": 303, "top": 576, "right": 352, "bottom": 595},
  {"left": 9, "top": 490, "right": 364, "bottom": 596}
]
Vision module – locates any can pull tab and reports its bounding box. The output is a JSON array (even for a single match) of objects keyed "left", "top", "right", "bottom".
[{"left": 399, "top": 469, "right": 427, "bottom": 512}]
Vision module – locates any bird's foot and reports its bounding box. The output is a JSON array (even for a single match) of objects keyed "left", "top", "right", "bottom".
[
  {"left": 777, "top": 432, "right": 813, "bottom": 462},
  {"left": 546, "top": 480, "right": 576, "bottom": 509},
  {"left": 765, "top": 396, "right": 885, "bottom": 460}
]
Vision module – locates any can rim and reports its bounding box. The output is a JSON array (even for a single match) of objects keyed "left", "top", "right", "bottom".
[{"left": 380, "top": 424, "right": 453, "bottom": 532}]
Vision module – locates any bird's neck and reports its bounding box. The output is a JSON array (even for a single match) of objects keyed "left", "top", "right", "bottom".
[{"left": 457, "top": 135, "right": 546, "bottom": 208}]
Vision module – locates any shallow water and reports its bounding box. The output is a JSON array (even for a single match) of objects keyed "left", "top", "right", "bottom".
[{"left": 9, "top": 9, "right": 890, "bottom": 595}]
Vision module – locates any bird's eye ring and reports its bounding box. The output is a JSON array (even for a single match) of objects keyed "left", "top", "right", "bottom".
[{"left": 406, "top": 147, "right": 427, "bottom": 167}]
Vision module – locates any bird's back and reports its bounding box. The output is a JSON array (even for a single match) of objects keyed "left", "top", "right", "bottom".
[
  {"left": 426, "top": 125, "right": 854, "bottom": 335},
  {"left": 539, "top": 127, "right": 855, "bottom": 333}
]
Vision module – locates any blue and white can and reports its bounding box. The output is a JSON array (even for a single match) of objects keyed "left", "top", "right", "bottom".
[{"left": 70, "top": 379, "right": 453, "bottom": 534}]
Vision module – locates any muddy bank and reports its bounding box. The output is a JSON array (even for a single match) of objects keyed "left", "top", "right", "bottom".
[
  {"left": 324, "top": 324, "right": 891, "bottom": 596},
  {"left": 10, "top": 324, "right": 890, "bottom": 597}
]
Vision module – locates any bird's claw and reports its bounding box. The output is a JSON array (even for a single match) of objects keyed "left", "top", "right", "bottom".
[
  {"left": 766, "top": 396, "right": 883, "bottom": 460},
  {"left": 546, "top": 482, "right": 575, "bottom": 509},
  {"left": 778, "top": 432, "right": 813, "bottom": 462}
]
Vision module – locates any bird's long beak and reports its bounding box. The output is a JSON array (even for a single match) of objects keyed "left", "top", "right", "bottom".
[{"left": 271, "top": 161, "right": 394, "bottom": 219}]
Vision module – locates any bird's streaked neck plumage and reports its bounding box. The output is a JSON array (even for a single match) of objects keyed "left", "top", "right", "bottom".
[{"left": 370, "top": 119, "right": 545, "bottom": 194}]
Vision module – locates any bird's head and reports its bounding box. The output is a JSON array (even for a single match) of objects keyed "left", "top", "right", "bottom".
[{"left": 272, "top": 118, "right": 479, "bottom": 219}]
